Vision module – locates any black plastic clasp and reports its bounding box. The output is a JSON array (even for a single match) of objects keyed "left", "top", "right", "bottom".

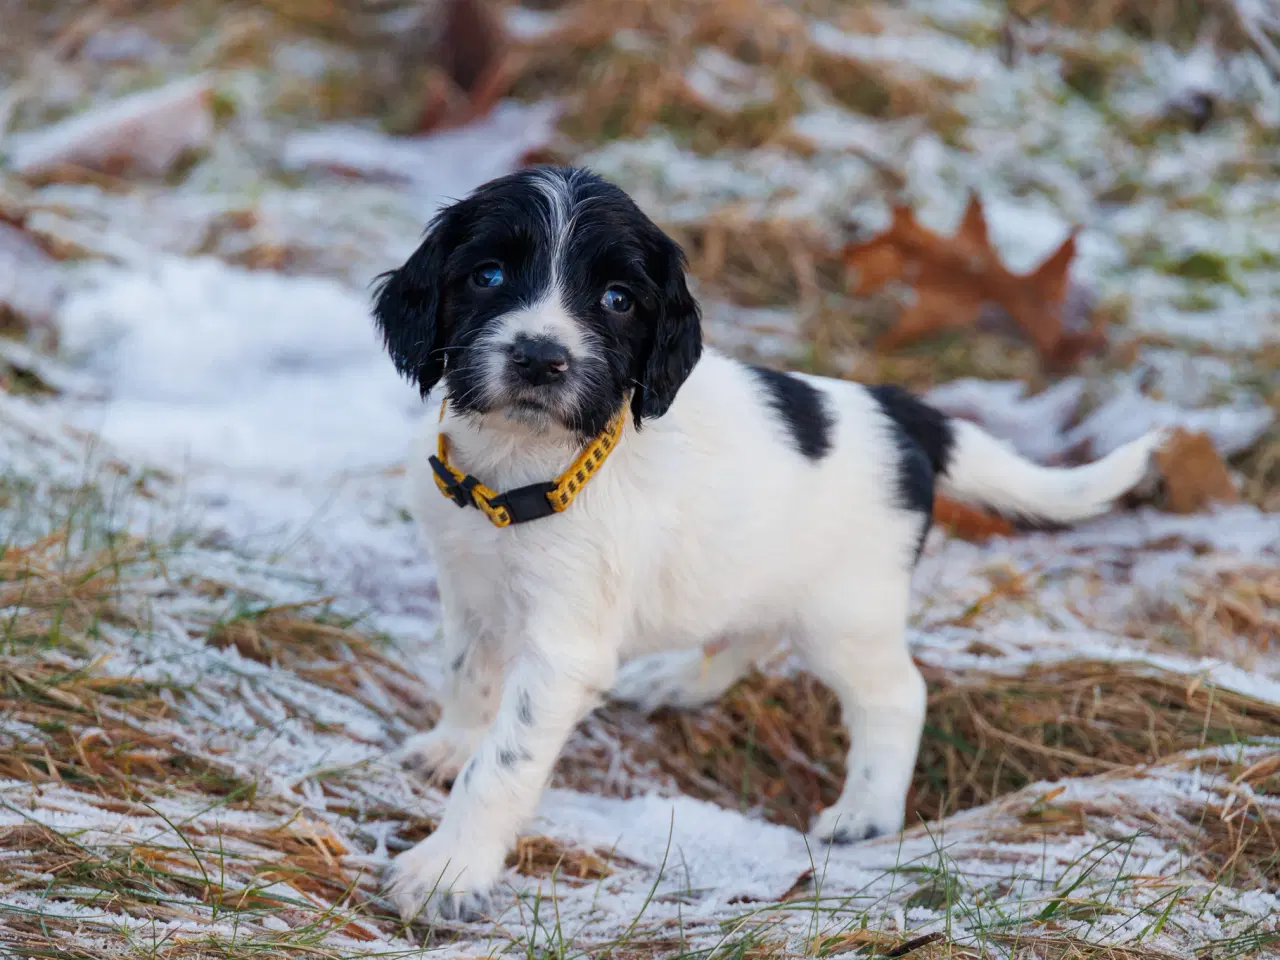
[
  {"left": 429, "top": 456, "right": 474, "bottom": 509},
  {"left": 490, "top": 482, "right": 558, "bottom": 524}
]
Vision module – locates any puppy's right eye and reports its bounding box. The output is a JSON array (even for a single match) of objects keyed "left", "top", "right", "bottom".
[{"left": 471, "top": 263, "right": 504, "bottom": 288}]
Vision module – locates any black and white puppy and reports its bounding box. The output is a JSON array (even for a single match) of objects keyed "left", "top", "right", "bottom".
[{"left": 373, "top": 167, "right": 1160, "bottom": 922}]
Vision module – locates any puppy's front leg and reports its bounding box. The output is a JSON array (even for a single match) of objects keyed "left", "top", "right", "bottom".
[
  {"left": 399, "top": 609, "right": 501, "bottom": 784},
  {"left": 386, "top": 624, "right": 615, "bottom": 924}
]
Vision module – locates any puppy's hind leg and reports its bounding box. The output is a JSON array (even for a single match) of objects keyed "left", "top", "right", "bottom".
[
  {"left": 798, "top": 574, "right": 925, "bottom": 844},
  {"left": 611, "top": 632, "right": 779, "bottom": 713}
]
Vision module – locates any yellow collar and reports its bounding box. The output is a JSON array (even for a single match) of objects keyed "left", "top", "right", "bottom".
[{"left": 428, "top": 401, "right": 626, "bottom": 528}]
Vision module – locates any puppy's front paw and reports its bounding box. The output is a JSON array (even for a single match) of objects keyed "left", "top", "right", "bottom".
[
  {"left": 384, "top": 830, "right": 506, "bottom": 925},
  {"left": 811, "top": 804, "right": 902, "bottom": 845},
  {"left": 397, "top": 726, "right": 481, "bottom": 784}
]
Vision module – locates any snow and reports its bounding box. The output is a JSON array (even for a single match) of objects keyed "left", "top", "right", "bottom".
[
  {"left": 280, "top": 101, "right": 558, "bottom": 209},
  {"left": 1070, "top": 378, "right": 1275, "bottom": 458},
  {"left": 8, "top": 77, "right": 214, "bottom": 177},
  {"left": 0, "top": 222, "right": 62, "bottom": 344},
  {"left": 57, "top": 256, "right": 414, "bottom": 475},
  {"left": 808, "top": 21, "right": 1003, "bottom": 84},
  {"left": 684, "top": 48, "right": 777, "bottom": 113},
  {"left": 926, "top": 370, "right": 1276, "bottom": 464}
]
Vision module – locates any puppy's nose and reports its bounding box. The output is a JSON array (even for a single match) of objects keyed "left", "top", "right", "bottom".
[{"left": 509, "top": 336, "right": 570, "bottom": 386}]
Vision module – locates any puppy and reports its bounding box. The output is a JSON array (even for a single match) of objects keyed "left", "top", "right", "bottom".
[{"left": 372, "top": 167, "right": 1161, "bottom": 923}]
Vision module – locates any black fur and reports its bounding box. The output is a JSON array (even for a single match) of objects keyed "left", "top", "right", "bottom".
[
  {"left": 747, "top": 365, "right": 834, "bottom": 460},
  {"left": 868, "top": 385, "right": 955, "bottom": 558},
  {"left": 498, "top": 744, "right": 533, "bottom": 767},
  {"left": 516, "top": 689, "right": 533, "bottom": 725},
  {"left": 830, "top": 823, "right": 884, "bottom": 844},
  {"left": 372, "top": 167, "right": 702, "bottom": 437}
]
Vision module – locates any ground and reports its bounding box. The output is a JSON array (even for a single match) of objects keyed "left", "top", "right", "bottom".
[{"left": 0, "top": 1, "right": 1278, "bottom": 958}]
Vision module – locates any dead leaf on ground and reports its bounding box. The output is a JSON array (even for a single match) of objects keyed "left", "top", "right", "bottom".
[
  {"left": 1155, "top": 427, "right": 1238, "bottom": 513},
  {"left": 933, "top": 495, "right": 1016, "bottom": 541},
  {"left": 842, "top": 194, "right": 1105, "bottom": 370}
]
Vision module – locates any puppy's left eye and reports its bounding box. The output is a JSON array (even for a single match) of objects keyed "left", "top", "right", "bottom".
[{"left": 600, "top": 286, "right": 633, "bottom": 313}]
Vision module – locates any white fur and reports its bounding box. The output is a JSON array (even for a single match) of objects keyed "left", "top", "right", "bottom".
[
  {"left": 385, "top": 348, "right": 1160, "bottom": 923},
  {"left": 941, "top": 419, "right": 1165, "bottom": 523}
]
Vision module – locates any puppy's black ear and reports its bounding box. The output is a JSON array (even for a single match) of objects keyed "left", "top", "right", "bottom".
[
  {"left": 372, "top": 209, "right": 456, "bottom": 397},
  {"left": 631, "top": 233, "right": 702, "bottom": 426}
]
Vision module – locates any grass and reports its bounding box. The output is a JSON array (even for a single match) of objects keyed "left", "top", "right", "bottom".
[
  {"left": 0, "top": 521, "right": 645, "bottom": 956},
  {"left": 4, "top": 483, "right": 1276, "bottom": 957},
  {"left": 561, "top": 662, "right": 1280, "bottom": 883}
]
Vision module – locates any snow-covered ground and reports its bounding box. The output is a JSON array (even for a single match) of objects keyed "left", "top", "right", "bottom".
[{"left": 2, "top": 0, "right": 1278, "bottom": 955}]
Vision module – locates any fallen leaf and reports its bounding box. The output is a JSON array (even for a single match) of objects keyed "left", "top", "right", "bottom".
[
  {"left": 842, "top": 194, "right": 1105, "bottom": 370},
  {"left": 934, "top": 495, "right": 1015, "bottom": 541},
  {"left": 1155, "top": 428, "right": 1238, "bottom": 514}
]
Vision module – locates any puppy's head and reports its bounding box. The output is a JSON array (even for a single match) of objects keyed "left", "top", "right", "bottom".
[{"left": 373, "top": 167, "right": 702, "bottom": 436}]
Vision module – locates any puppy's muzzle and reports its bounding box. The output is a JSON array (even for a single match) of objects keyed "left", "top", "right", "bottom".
[{"left": 509, "top": 335, "right": 570, "bottom": 387}]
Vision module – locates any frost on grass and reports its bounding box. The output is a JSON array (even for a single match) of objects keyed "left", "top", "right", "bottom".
[{"left": 3, "top": 382, "right": 1280, "bottom": 957}]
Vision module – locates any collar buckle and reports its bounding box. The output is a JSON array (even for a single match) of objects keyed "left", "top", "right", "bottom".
[
  {"left": 430, "top": 403, "right": 626, "bottom": 529},
  {"left": 490, "top": 482, "right": 558, "bottom": 525},
  {"left": 429, "top": 455, "right": 475, "bottom": 508}
]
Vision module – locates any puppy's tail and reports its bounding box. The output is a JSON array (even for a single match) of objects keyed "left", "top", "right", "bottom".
[{"left": 937, "top": 417, "right": 1164, "bottom": 526}]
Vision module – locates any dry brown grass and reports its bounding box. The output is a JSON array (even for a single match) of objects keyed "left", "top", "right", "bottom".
[
  {"left": 667, "top": 214, "right": 845, "bottom": 307},
  {"left": 510, "top": 0, "right": 968, "bottom": 151},
  {"left": 0, "top": 527, "right": 620, "bottom": 955},
  {"left": 0, "top": 656, "right": 251, "bottom": 800},
  {"left": 1130, "top": 563, "right": 1280, "bottom": 670},
  {"left": 4, "top": 514, "right": 1278, "bottom": 957},
  {"left": 1007, "top": 0, "right": 1232, "bottom": 48},
  {"left": 206, "top": 602, "right": 437, "bottom": 728},
  {"left": 1237, "top": 344, "right": 1280, "bottom": 511},
  {"left": 814, "top": 929, "right": 1195, "bottom": 960},
  {"left": 984, "top": 749, "right": 1280, "bottom": 893},
  {"left": 559, "top": 660, "right": 1280, "bottom": 892}
]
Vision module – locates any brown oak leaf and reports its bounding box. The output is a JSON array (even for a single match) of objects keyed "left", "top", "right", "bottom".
[
  {"left": 842, "top": 194, "right": 1105, "bottom": 370},
  {"left": 1154, "top": 428, "right": 1238, "bottom": 514},
  {"left": 933, "top": 494, "right": 1015, "bottom": 541}
]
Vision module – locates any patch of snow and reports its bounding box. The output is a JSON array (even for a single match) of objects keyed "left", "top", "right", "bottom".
[
  {"left": 1070, "top": 376, "right": 1274, "bottom": 458},
  {"left": 926, "top": 377, "right": 1086, "bottom": 463},
  {"left": 57, "top": 256, "right": 415, "bottom": 475},
  {"left": 280, "top": 100, "right": 558, "bottom": 216},
  {"left": 809, "top": 22, "right": 1002, "bottom": 84},
  {"left": 683, "top": 48, "right": 777, "bottom": 113},
  {"left": 8, "top": 76, "right": 214, "bottom": 177},
  {"left": 504, "top": 6, "right": 569, "bottom": 41}
]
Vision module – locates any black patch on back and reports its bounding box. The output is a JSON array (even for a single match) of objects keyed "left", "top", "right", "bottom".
[
  {"left": 867, "top": 385, "right": 955, "bottom": 559},
  {"left": 748, "top": 365, "right": 834, "bottom": 460}
]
